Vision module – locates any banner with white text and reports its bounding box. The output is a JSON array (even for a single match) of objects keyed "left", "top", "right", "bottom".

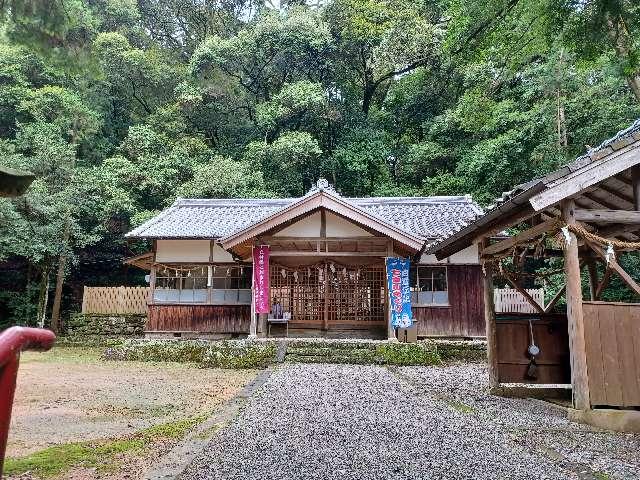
[{"left": 385, "top": 257, "right": 413, "bottom": 329}]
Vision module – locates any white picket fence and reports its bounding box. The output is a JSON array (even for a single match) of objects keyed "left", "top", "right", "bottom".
[{"left": 494, "top": 288, "right": 545, "bottom": 313}]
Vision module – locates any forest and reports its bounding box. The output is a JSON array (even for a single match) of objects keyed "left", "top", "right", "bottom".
[{"left": 0, "top": 0, "right": 639, "bottom": 329}]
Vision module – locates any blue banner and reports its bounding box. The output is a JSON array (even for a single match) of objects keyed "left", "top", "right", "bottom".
[{"left": 385, "top": 257, "right": 413, "bottom": 329}]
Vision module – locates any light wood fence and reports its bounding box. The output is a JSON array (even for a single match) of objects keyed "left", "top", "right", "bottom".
[
  {"left": 82, "top": 286, "right": 150, "bottom": 315},
  {"left": 494, "top": 288, "right": 545, "bottom": 313}
]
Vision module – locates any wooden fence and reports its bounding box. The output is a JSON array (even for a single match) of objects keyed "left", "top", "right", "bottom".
[
  {"left": 81, "top": 286, "right": 150, "bottom": 315},
  {"left": 494, "top": 288, "right": 545, "bottom": 313}
]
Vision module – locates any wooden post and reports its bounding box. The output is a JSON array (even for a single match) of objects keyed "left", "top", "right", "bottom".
[
  {"left": 481, "top": 240, "right": 499, "bottom": 390},
  {"left": 323, "top": 262, "right": 329, "bottom": 330},
  {"left": 562, "top": 200, "right": 590, "bottom": 410}
]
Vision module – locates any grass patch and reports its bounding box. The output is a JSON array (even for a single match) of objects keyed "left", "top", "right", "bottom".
[
  {"left": 19, "top": 346, "right": 103, "bottom": 365},
  {"left": 4, "top": 415, "right": 206, "bottom": 478},
  {"left": 375, "top": 342, "right": 441, "bottom": 366},
  {"left": 593, "top": 473, "right": 610, "bottom": 480},
  {"left": 444, "top": 398, "right": 476, "bottom": 414},
  {"left": 105, "top": 339, "right": 277, "bottom": 369}
]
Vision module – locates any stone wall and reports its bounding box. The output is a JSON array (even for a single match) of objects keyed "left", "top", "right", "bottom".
[{"left": 67, "top": 313, "right": 146, "bottom": 337}]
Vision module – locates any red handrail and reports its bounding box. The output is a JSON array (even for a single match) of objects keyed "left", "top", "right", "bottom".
[{"left": 0, "top": 327, "right": 55, "bottom": 475}]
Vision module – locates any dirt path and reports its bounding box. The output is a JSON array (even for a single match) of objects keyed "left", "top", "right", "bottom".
[{"left": 6, "top": 347, "right": 257, "bottom": 479}]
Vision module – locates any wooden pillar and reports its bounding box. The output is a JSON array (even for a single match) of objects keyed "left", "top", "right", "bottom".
[
  {"left": 562, "top": 200, "right": 590, "bottom": 410},
  {"left": 323, "top": 262, "right": 329, "bottom": 330},
  {"left": 481, "top": 239, "right": 499, "bottom": 390}
]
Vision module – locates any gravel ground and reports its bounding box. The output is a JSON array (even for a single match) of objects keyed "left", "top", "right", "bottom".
[{"left": 182, "top": 362, "right": 640, "bottom": 480}]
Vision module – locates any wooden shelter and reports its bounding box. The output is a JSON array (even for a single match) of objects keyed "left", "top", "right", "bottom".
[
  {"left": 428, "top": 120, "right": 640, "bottom": 431},
  {"left": 125, "top": 180, "right": 487, "bottom": 339}
]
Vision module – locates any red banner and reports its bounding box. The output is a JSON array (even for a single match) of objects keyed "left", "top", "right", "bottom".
[{"left": 253, "top": 245, "right": 270, "bottom": 314}]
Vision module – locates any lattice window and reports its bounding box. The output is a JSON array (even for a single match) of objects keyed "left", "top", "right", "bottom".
[{"left": 269, "top": 261, "right": 385, "bottom": 326}]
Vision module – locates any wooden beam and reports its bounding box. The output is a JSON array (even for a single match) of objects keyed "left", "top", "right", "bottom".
[
  {"left": 597, "top": 222, "right": 640, "bottom": 240},
  {"left": 544, "top": 284, "right": 566, "bottom": 314},
  {"left": 574, "top": 209, "right": 640, "bottom": 224},
  {"left": 270, "top": 251, "right": 387, "bottom": 257},
  {"left": 584, "top": 239, "right": 640, "bottom": 296},
  {"left": 595, "top": 267, "right": 612, "bottom": 300},
  {"left": 501, "top": 271, "right": 545, "bottom": 314},
  {"left": 481, "top": 240, "right": 499, "bottom": 389},
  {"left": 595, "top": 182, "right": 635, "bottom": 206},
  {"left": 582, "top": 191, "right": 626, "bottom": 211},
  {"left": 562, "top": 200, "right": 590, "bottom": 410},
  {"left": 530, "top": 141, "right": 640, "bottom": 211},
  {"left": 482, "top": 218, "right": 558, "bottom": 257}
]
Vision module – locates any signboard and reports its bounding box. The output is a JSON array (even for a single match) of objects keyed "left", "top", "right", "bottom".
[
  {"left": 385, "top": 257, "right": 413, "bottom": 329},
  {"left": 253, "top": 245, "right": 270, "bottom": 314}
]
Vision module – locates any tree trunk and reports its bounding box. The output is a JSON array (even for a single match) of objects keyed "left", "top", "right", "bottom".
[
  {"left": 37, "top": 264, "right": 50, "bottom": 329},
  {"left": 626, "top": 74, "right": 640, "bottom": 104},
  {"left": 362, "top": 82, "right": 375, "bottom": 116},
  {"left": 50, "top": 219, "right": 70, "bottom": 334},
  {"left": 556, "top": 88, "right": 568, "bottom": 148}
]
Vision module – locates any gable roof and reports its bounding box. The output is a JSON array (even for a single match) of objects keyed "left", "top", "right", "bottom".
[
  {"left": 125, "top": 184, "right": 482, "bottom": 245},
  {"left": 427, "top": 118, "right": 640, "bottom": 259},
  {"left": 220, "top": 186, "right": 427, "bottom": 251}
]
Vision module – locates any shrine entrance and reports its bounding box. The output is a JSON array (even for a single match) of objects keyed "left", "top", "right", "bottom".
[{"left": 269, "top": 260, "right": 386, "bottom": 330}]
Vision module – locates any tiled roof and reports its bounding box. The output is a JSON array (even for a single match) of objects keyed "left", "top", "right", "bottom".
[{"left": 126, "top": 195, "right": 483, "bottom": 241}]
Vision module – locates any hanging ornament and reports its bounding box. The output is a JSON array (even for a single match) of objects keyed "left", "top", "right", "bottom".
[
  {"left": 187, "top": 270, "right": 192, "bottom": 277},
  {"left": 293, "top": 271, "right": 299, "bottom": 282},
  {"left": 226, "top": 268, "right": 230, "bottom": 276},
  {"left": 281, "top": 268, "right": 286, "bottom": 278},
  {"left": 330, "top": 263, "right": 336, "bottom": 273},
  {"left": 605, "top": 243, "right": 615, "bottom": 265},
  {"left": 240, "top": 266, "right": 244, "bottom": 275},
  {"left": 481, "top": 262, "right": 487, "bottom": 277},
  {"left": 561, "top": 226, "right": 571, "bottom": 246},
  {"left": 307, "top": 267, "right": 311, "bottom": 278},
  {"left": 342, "top": 267, "right": 347, "bottom": 277}
]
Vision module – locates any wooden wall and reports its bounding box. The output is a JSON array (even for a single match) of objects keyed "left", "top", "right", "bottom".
[
  {"left": 583, "top": 302, "right": 640, "bottom": 408},
  {"left": 413, "top": 265, "right": 485, "bottom": 337},
  {"left": 147, "top": 304, "right": 250, "bottom": 333},
  {"left": 495, "top": 314, "right": 570, "bottom": 384}
]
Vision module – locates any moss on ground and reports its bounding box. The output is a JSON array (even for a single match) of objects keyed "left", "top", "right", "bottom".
[
  {"left": 104, "top": 339, "right": 277, "bottom": 369},
  {"left": 374, "top": 342, "right": 441, "bottom": 366},
  {"left": 4, "top": 415, "right": 206, "bottom": 478},
  {"left": 104, "top": 339, "right": 447, "bottom": 368}
]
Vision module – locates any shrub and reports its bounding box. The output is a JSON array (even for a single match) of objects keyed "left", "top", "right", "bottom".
[
  {"left": 375, "top": 341, "right": 441, "bottom": 366},
  {"left": 103, "top": 339, "right": 277, "bottom": 369}
]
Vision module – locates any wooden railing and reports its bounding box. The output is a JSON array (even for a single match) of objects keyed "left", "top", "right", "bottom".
[
  {"left": 81, "top": 286, "right": 150, "bottom": 315},
  {"left": 494, "top": 288, "right": 545, "bottom": 313}
]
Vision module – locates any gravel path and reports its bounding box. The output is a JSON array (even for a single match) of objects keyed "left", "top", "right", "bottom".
[{"left": 182, "top": 363, "right": 640, "bottom": 480}]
